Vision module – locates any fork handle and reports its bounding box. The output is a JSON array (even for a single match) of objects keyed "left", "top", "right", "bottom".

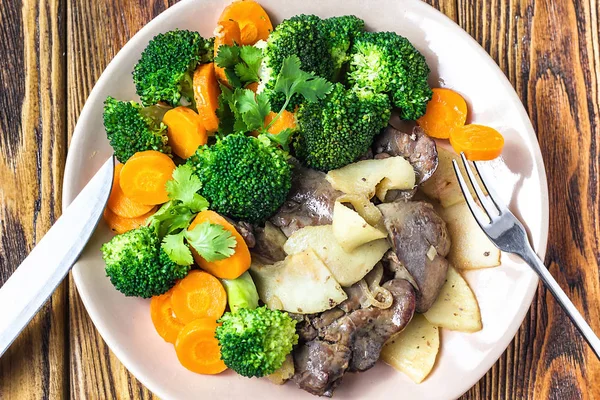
[{"left": 519, "top": 245, "right": 600, "bottom": 359}]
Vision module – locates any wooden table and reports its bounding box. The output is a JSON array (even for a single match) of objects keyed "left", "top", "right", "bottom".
[{"left": 0, "top": 0, "right": 599, "bottom": 398}]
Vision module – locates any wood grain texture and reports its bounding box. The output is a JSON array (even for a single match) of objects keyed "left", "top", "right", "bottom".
[
  {"left": 0, "top": 0, "right": 68, "bottom": 399},
  {"left": 0, "top": 0, "right": 599, "bottom": 398}
]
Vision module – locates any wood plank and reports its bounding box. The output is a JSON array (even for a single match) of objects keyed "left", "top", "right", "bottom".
[
  {"left": 456, "top": 0, "right": 600, "bottom": 398},
  {"left": 66, "top": 1, "right": 176, "bottom": 398},
  {"left": 0, "top": 0, "right": 68, "bottom": 399}
]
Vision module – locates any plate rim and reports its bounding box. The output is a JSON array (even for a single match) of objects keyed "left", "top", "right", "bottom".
[{"left": 62, "top": 0, "right": 549, "bottom": 398}]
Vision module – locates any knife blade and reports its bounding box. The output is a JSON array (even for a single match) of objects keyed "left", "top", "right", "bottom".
[{"left": 0, "top": 156, "right": 114, "bottom": 357}]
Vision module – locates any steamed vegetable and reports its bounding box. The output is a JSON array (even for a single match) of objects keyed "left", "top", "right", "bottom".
[
  {"left": 417, "top": 88, "right": 468, "bottom": 139},
  {"left": 348, "top": 31, "right": 432, "bottom": 120},
  {"left": 103, "top": 97, "right": 170, "bottom": 163},
  {"left": 193, "top": 63, "right": 221, "bottom": 132},
  {"left": 101, "top": 226, "right": 190, "bottom": 298},
  {"left": 216, "top": 306, "right": 298, "bottom": 377},
  {"left": 214, "top": 20, "right": 243, "bottom": 86},
  {"left": 187, "top": 133, "right": 292, "bottom": 223},
  {"left": 170, "top": 270, "right": 227, "bottom": 323},
  {"left": 150, "top": 288, "right": 185, "bottom": 344},
  {"left": 133, "top": 29, "right": 214, "bottom": 107},
  {"left": 107, "top": 164, "right": 155, "bottom": 218},
  {"left": 218, "top": 0, "right": 273, "bottom": 45},
  {"left": 103, "top": 207, "right": 156, "bottom": 235},
  {"left": 321, "top": 15, "right": 365, "bottom": 79},
  {"left": 176, "top": 318, "right": 228, "bottom": 374},
  {"left": 294, "top": 83, "right": 391, "bottom": 171},
  {"left": 163, "top": 106, "right": 208, "bottom": 159},
  {"left": 119, "top": 150, "right": 177, "bottom": 205},
  {"left": 332, "top": 202, "right": 386, "bottom": 252},
  {"left": 221, "top": 271, "right": 259, "bottom": 313},
  {"left": 449, "top": 124, "right": 505, "bottom": 161}
]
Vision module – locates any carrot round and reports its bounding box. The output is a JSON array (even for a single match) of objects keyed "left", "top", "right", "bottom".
[
  {"left": 107, "top": 164, "right": 155, "bottom": 218},
  {"left": 246, "top": 81, "right": 259, "bottom": 93},
  {"left": 175, "top": 318, "right": 227, "bottom": 375},
  {"left": 449, "top": 124, "right": 505, "bottom": 161},
  {"left": 214, "top": 20, "right": 242, "bottom": 86},
  {"left": 163, "top": 107, "right": 208, "bottom": 159},
  {"left": 193, "top": 63, "right": 220, "bottom": 133},
  {"left": 103, "top": 207, "right": 156, "bottom": 234},
  {"left": 119, "top": 150, "right": 176, "bottom": 205},
  {"left": 150, "top": 289, "right": 185, "bottom": 344},
  {"left": 218, "top": 0, "right": 273, "bottom": 45},
  {"left": 264, "top": 110, "right": 296, "bottom": 135},
  {"left": 417, "top": 88, "right": 468, "bottom": 139},
  {"left": 170, "top": 270, "right": 227, "bottom": 324},
  {"left": 188, "top": 211, "right": 251, "bottom": 279}
]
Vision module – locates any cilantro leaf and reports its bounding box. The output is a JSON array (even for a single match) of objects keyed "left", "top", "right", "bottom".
[
  {"left": 234, "top": 46, "right": 263, "bottom": 82},
  {"left": 260, "top": 128, "right": 294, "bottom": 151},
  {"left": 147, "top": 201, "right": 196, "bottom": 238},
  {"left": 274, "top": 55, "right": 333, "bottom": 103},
  {"left": 215, "top": 45, "right": 240, "bottom": 68},
  {"left": 217, "top": 84, "right": 237, "bottom": 135},
  {"left": 165, "top": 165, "right": 208, "bottom": 212},
  {"left": 162, "top": 231, "right": 194, "bottom": 266},
  {"left": 185, "top": 221, "right": 237, "bottom": 262},
  {"left": 236, "top": 89, "right": 271, "bottom": 131}
]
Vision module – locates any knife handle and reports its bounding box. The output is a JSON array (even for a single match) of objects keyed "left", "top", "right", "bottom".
[{"left": 0, "top": 157, "right": 114, "bottom": 357}]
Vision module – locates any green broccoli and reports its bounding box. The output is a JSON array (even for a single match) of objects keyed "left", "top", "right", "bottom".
[
  {"left": 347, "top": 31, "right": 432, "bottom": 120},
  {"left": 187, "top": 134, "right": 292, "bottom": 223},
  {"left": 294, "top": 83, "right": 391, "bottom": 171},
  {"left": 320, "top": 15, "right": 365, "bottom": 79},
  {"left": 216, "top": 306, "right": 298, "bottom": 377},
  {"left": 260, "top": 15, "right": 335, "bottom": 110},
  {"left": 101, "top": 226, "right": 189, "bottom": 298},
  {"left": 132, "top": 30, "right": 214, "bottom": 107},
  {"left": 220, "top": 271, "right": 259, "bottom": 313},
  {"left": 103, "top": 97, "right": 170, "bottom": 163}
]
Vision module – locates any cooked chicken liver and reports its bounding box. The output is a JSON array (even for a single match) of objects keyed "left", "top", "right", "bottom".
[{"left": 378, "top": 201, "right": 450, "bottom": 312}]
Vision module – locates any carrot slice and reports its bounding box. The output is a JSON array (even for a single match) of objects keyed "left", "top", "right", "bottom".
[
  {"left": 218, "top": 0, "right": 273, "bottom": 45},
  {"left": 214, "top": 20, "right": 242, "bottom": 86},
  {"left": 103, "top": 207, "right": 156, "bottom": 234},
  {"left": 175, "top": 318, "right": 227, "bottom": 375},
  {"left": 193, "top": 63, "right": 220, "bottom": 133},
  {"left": 163, "top": 107, "right": 208, "bottom": 159},
  {"left": 449, "top": 124, "right": 505, "bottom": 161},
  {"left": 188, "top": 211, "right": 251, "bottom": 279},
  {"left": 417, "top": 88, "right": 468, "bottom": 139},
  {"left": 246, "top": 81, "right": 259, "bottom": 93},
  {"left": 170, "top": 270, "right": 227, "bottom": 324},
  {"left": 119, "top": 150, "right": 176, "bottom": 205},
  {"left": 264, "top": 110, "right": 296, "bottom": 135},
  {"left": 150, "top": 289, "right": 185, "bottom": 344},
  {"left": 107, "top": 164, "right": 155, "bottom": 218}
]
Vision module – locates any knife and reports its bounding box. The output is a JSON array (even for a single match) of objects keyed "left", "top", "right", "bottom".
[{"left": 0, "top": 156, "right": 114, "bottom": 357}]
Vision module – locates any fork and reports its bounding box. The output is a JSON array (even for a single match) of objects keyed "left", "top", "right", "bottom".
[{"left": 453, "top": 153, "right": 600, "bottom": 360}]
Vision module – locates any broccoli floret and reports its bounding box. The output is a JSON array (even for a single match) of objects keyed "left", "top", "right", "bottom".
[
  {"left": 320, "top": 16, "right": 365, "bottom": 79},
  {"left": 294, "top": 83, "right": 391, "bottom": 171},
  {"left": 133, "top": 30, "right": 214, "bottom": 107},
  {"left": 216, "top": 306, "right": 298, "bottom": 377},
  {"left": 260, "top": 15, "right": 335, "bottom": 110},
  {"left": 347, "top": 31, "right": 432, "bottom": 120},
  {"left": 103, "top": 97, "right": 170, "bottom": 163},
  {"left": 187, "top": 134, "right": 292, "bottom": 224},
  {"left": 101, "top": 226, "right": 189, "bottom": 298}
]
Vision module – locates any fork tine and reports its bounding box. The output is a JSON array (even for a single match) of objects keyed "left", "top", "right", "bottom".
[
  {"left": 459, "top": 153, "right": 500, "bottom": 219},
  {"left": 472, "top": 161, "right": 508, "bottom": 213},
  {"left": 452, "top": 159, "right": 490, "bottom": 226}
]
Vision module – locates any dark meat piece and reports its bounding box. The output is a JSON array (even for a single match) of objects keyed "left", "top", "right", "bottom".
[
  {"left": 251, "top": 222, "right": 287, "bottom": 263},
  {"left": 289, "top": 313, "right": 319, "bottom": 343},
  {"left": 337, "top": 284, "right": 367, "bottom": 313},
  {"left": 378, "top": 201, "right": 451, "bottom": 312},
  {"left": 374, "top": 125, "right": 438, "bottom": 185},
  {"left": 233, "top": 221, "right": 255, "bottom": 248},
  {"left": 346, "top": 279, "right": 415, "bottom": 371},
  {"left": 293, "top": 340, "right": 351, "bottom": 397},
  {"left": 293, "top": 279, "right": 416, "bottom": 396},
  {"left": 270, "top": 160, "right": 342, "bottom": 237}
]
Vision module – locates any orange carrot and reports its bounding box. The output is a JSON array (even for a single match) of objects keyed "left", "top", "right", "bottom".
[
  {"left": 150, "top": 289, "right": 185, "bottom": 344},
  {"left": 214, "top": 20, "right": 242, "bottom": 86},
  {"left": 163, "top": 107, "right": 208, "bottom": 159},
  {"left": 417, "top": 88, "right": 468, "bottom": 139},
  {"left": 246, "top": 81, "right": 259, "bottom": 93},
  {"left": 103, "top": 207, "right": 156, "bottom": 234},
  {"left": 193, "top": 63, "right": 220, "bottom": 133},
  {"left": 218, "top": 0, "right": 273, "bottom": 45},
  {"left": 175, "top": 318, "right": 227, "bottom": 375},
  {"left": 170, "top": 270, "right": 227, "bottom": 324},
  {"left": 188, "top": 211, "right": 251, "bottom": 279},
  {"left": 449, "top": 124, "right": 505, "bottom": 161},
  {"left": 107, "top": 164, "right": 155, "bottom": 218},
  {"left": 264, "top": 110, "right": 296, "bottom": 135},
  {"left": 119, "top": 150, "right": 176, "bottom": 205}
]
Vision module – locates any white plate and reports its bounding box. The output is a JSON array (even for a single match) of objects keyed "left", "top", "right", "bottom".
[{"left": 62, "top": 0, "right": 549, "bottom": 398}]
